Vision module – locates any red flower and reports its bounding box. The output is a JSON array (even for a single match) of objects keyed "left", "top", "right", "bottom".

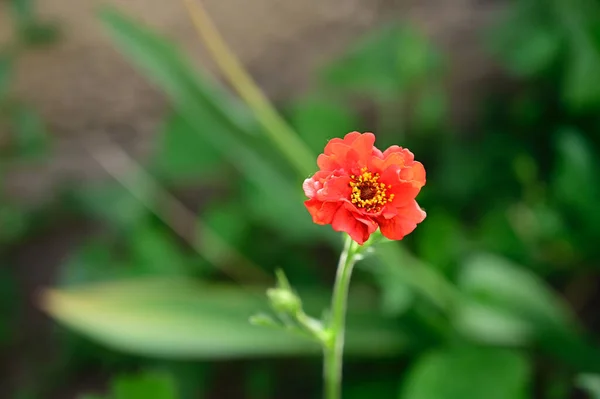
[{"left": 303, "top": 132, "right": 426, "bottom": 245}]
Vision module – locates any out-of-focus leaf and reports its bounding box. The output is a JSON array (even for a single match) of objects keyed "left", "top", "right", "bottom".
[
  {"left": 434, "top": 143, "right": 487, "bottom": 204},
  {"left": 346, "top": 377, "right": 398, "bottom": 399},
  {"left": 399, "top": 347, "right": 530, "bottom": 399},
  {"left": 99, "top": 9, "right": 254, "bottom": 135},
  {"left": 9, "top": 0, "right": 34, "bottom": 25},
  {"left": 490, "top": 20, "right": 562, "bottom": 77},
  {"left": 148, "top": 361, "right": 210, "bottom": 399},
  {"left": 459, "top": 253, "right": 572, "bottom": 330},
  {"left": 42, "top": 278, "right": 408, "bottom": 359},
  {"left": 552, "top": 128, "right": 600, "bottom": 244},
  {"left": 477, "top": 206, "right": 529, "bottom": 262},
  {"left": 152, "top": 111, "right": 222, "bottom": 183},
  {"left": 321, "top": 25, "right": 440, "bottom": 99},
  {"left": 57, "top": 239, "right": 134, "bottom": 287},
  {"left": 411, "top": 84, "right": 447, "bottom": 132},
  {"left": 563, "top": 42, "right": 600, "bottom": 110},
  {"left": 129, "top": 224, "right": 190, "bottom": 277},
  {"left": 289, "top": 97, "right": 360, "bottom": 154},
  {"left": 415, "top": 210, "right": 464, "bottom": 273},
  {"left": 9, "top": 0, "right": 59, "bottom": 46},
  {"left": 202, "top": 200, "right": 247, "bottom": 250},
  {"left": 0, "top": 203, "right": 29, "bottom": 244},
  {"left": 0, "top": 268, "right": 17, "bottom": 347},
  {"left": 19, "top": 22, "right": 60, "bottom": 46},
  {"left": 244, "top": 181, "right": 332, "bottom": 242},
  {"left": 0, "top": 53, "right": 12, "bottom": 100},
  {"left": 10, "top": 105, "right": 49, "bottom": 160},
  {"left": 456, "top": 253, "right": 600, "bottom": 372},
  {"left": 453, "top": 299, "right": 534, "bottom": 346},
  {"left": 75, "top": 180, "right": 152, "bottom": 231},
  {"left": 395, "top": 28, "right": 441, "bottom": 84},
  {"left": 553, "top": 129, "right": 598, "bottom": 213},
  {"left": 99, "top": 9, "right": 315, "bottom": 241},
  {"left": 577, "top": 374, "right": 600, "bottom": 399},
  {"left": 375, "top": 243, "right": 457, "bottom": 312},
  {"left": 245, "top": 363, "right": 273, "bottom": 399},
  {"left": 113, "top": 372, "right": 177, "bottom": 399}
]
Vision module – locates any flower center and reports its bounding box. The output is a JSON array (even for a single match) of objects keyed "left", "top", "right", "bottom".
[{"left": 349, "top": 167, "right": 395, "bottom": 212}]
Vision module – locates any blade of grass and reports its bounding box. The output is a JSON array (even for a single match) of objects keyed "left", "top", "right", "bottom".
[
  {"left": 86, "top": 133, "right": 270, "bottom": 283},
  {"left": 181, "top": 0, "right": 315, "bottom": 177},
  {"left": 98, "top": 8, "right": 324, "bottom": 240}
]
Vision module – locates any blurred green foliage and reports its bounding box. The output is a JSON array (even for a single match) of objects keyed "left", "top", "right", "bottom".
[{"left": 4, "top": 0, "right": 600, "bottom": 398}]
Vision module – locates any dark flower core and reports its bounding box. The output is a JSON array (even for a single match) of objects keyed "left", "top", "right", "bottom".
[{"left": 349, "top": 167, "right": 394, "bottom": 213}]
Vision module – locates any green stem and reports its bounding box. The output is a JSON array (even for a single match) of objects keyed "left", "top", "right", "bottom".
[{"left": 324, "top": 235, "right": 360, "bottom": 399}]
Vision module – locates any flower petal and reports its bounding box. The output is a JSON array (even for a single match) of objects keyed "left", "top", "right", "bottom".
[
  {"left": 304, "top": 199, "right": 340, "bottom": 225},
  {"left": 331, "top": 205, "right": 377, "bottom": 245},
  {"left": 341, "top": 131, "right": 362, "bottom": 145},
  {"left": 324, "top": 138, "right": 346, "bottom": 155},
  {"left": 377, "top": 200, "right": 426, "bottom": 240},
  {"left": 382, "top": 145, "right": 415, "bottom": 162},
  {"left": 317, "top": 175, "right": 351, "bottom": 201},
  {"left": 302, "top": 178, "right": 320, "bottom": 198},
  {"left": 399, "top": 161, "right": 426, "bottom": 188},
  {"left": 350, "top": 132, "right": 376, "bottom": 164},
  {"left": 378, "top": 163, "right": 425, "bottom": 205}
]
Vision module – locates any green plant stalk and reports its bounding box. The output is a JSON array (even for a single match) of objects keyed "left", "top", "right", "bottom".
[{"left": 324, "top": 234, "right": 360, "bottom": 399}]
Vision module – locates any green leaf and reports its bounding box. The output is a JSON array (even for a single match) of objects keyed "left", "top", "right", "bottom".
[
  {"left": 9, "top": 104, "right": 50, "bottom": 160},
  {"left": 477, "top": 208, "right": 529, "bottom": 262},
  {"left": 57, "top": 239, "right": 124, "bottom": 287},
  {"left": 453, "top": 299, "right": 534, "bottom": 346},
  {"left": 42, "top": 278, "right": 407, "bottom": 359},
  {"left": 152, "top": 111, "right": 222, "bottom": 183},
  {"left": 243, "top": 181, "right": 331, "bottom": 242},
  {"left": 490, "top": 22, "right": 561, "bottom": 77},
  {"left": 129, "top": 224, "right": 190, "bottom": 277},
  {"left": 9, "top": 0, "right": 35, "bottom": 25},
  {"left": 19, "top": 22, "right": 60, "bottom": 47},
  {"left": 321, "top": 25, "right": 441, "bottom": 99},
  {"left": 0, "top": 203, "right": 29, "bottom": 244},
  {"left": 98, "top": 9, "right": 254, "bottom": 139},
  {"left": 553, "top": 129, "right": 598, "bottom": 212},
  {"left": 411, "top": 84, "right": 447, "bottom": 132},
  {"left": 414, "top": 210, "right": 464, "bottom": 273},
  {"left": 456, "top": 253, "right": 600, "bottom": 372},
  {"left": 75, "top": 180, "right": 152, "bottom": 231},
  {"left": 375, "top": 243, "right": 457, "bottom": 312},
  {"left": 9, "top": 0, "right": 59, "bottom": 46},
  {"left": 577, "top": 374, "right": 600, "bottom": 399},
  {"left": 399, "top": 347, "right": 530, "bottom": 399},
  {"left": 289, "top": 96, "right": 361, "bottom": 154},
  {"left": 552, "top": 128, "right": 600, "bottom": 242},
  {"left": 202, "top": 200, "right": 247, "bottom": 249},
  {"left": 0, "top": 53, "right": 12, "bottom": 100},
  {"left": 459, "top": 253, "right": 572, "bottom": 330},
  {"left": 563, "top": 41, "right": 600, "bottom": 110},
  {"left": 113, "top": 372, "right": 177, "bottom": 399},
  {"left": 99, "top": 9, "right": 313, "bottom": 240}
]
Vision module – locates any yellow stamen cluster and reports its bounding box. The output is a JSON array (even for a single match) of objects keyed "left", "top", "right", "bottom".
[{"left": 349, "top": 167, "right": 395, "bottom": 212}]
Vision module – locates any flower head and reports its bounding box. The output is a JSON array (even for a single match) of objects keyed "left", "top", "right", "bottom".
[{"left": 303, "top": 132, "right": 426, "bottom": 244}]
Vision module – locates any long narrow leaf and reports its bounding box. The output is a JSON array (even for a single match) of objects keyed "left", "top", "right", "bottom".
[{"left": 42, "top": 278, "right": 408, "bottom": 359}]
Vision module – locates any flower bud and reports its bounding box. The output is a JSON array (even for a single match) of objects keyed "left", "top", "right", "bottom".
[
  {"left": 249, "top": 313, "right": 279, "bottom": 328},
  {"left": 267, "top": 287, "right": 301, "bottom": 315}
]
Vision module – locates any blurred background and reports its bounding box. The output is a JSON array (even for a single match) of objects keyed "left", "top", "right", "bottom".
[{"left": 3, "top": 0, "right": 600, "bottom": 398}]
